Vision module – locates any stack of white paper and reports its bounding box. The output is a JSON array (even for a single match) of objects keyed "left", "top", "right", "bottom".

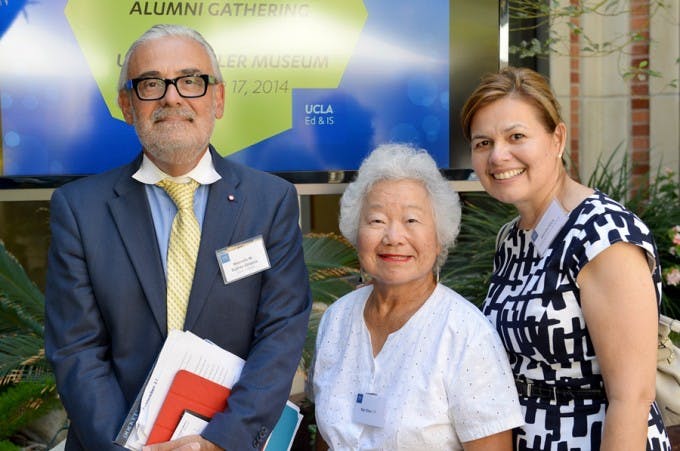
[{"left": 116, "top": 330, "right": 245, "bottom": 450}]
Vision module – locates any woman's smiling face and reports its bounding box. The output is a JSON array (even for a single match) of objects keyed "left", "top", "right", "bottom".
[
  {"left": 469, "top": 96, "right": 566, "bottom": 209},
  {"left": 357, "top": 179, "right": 441, "bottom": 289}
]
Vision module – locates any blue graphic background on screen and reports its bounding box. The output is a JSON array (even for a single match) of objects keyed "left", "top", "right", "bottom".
[
  {"left": 0, "top": 0, "right": 141, "bottom": 177},
  {"left": 0, "top": 0, "right": 27, "bottom": 39},
  {"left": 230, "top": 1, "right": 450, "bottom": 171},
  {"left": 0, "top": 1, "right": 449, "bottom": 176}
]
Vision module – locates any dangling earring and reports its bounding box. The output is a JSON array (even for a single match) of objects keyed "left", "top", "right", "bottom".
[
  {"left": 359, "top": 268, "right": 370, "bottom": 286},
  {"left": 435, "top": 268, "right": 440, "bottom": 284}
]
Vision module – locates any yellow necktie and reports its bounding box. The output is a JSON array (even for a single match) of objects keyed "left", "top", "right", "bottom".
[{"left": 157, "top": 179, "right": 201, "bottom": 331}]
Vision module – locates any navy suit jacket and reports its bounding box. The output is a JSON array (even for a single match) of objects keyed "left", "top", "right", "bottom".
[{"left": 45, "top": 147, "right": 312, "bottom": 450}]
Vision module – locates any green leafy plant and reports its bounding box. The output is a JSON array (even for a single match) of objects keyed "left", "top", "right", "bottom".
[
  {"left": 509, "top": 0, "right": 677, "bottom": 85},
  {"left": 0, "top": 378, "right": 60, "bottom": 440},
  {"left": 301, "top": 233, "right": 359, "bottom": 372},
  {"left": 0, "top": 240, "right": 60, "bottom": 444},
  {"left": 0, "top": 440, "right": 20, "bottom": 451},
  {"left": 440, "top": 192, "right": 516, "bottom": 306}
]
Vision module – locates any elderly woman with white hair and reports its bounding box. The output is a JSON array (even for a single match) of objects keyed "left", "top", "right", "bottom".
[{"left": 310, "top": 143, "right": 523, "bottom": 451}]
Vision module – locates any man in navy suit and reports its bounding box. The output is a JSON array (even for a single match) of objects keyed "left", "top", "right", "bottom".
[{"left": 45, "top": 24, "right": 312, "bottom": 451}]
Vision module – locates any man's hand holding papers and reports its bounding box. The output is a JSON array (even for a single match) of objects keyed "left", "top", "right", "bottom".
[
  {"left": 115, "top": 330, "right": 245, "bottom": 451},
  {"left": 141, "top": 434, "right": 220, "bottom": 451}
]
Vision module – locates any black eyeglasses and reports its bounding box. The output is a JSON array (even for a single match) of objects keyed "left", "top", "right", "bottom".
[{"left": 125, "top": 74, "right": 217, "bottom": 101}]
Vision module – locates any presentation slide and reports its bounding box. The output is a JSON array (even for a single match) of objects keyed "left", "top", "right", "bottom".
[{"left": 0, "top": 1, "right": 450, "bottom": 177}]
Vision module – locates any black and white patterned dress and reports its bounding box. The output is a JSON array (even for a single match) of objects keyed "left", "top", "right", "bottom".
[{"left": 482, "top": 191, "right": 671, "bottom": 450}]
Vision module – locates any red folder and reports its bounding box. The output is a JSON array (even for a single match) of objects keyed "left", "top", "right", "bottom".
[{"left": 146, "top": 369, "right": 231, "bottom": 445}]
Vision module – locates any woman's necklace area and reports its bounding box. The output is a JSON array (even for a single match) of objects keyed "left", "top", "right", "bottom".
[{"left": 365, "top": 283, "right": 435, "bottom": 331}]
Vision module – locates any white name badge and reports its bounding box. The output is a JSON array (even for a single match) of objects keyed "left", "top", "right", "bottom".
[
  {"left": 531, "top": 199, "right": 569, "bottom": 257},
  {"left": 216, "top": 235, "right": 271, "bottom": 284},
  {"left": 352, "top": 393, "right": 386, "bottom": 428}
]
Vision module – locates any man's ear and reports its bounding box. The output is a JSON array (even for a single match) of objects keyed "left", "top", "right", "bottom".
[
  {"left": 214, "top": 83, "right": 225, "bottom": 119},
  {"left": 118, "top": 90, "right": 135, "bottom": 125}
]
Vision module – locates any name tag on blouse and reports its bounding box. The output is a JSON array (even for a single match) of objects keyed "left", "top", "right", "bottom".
[
  {"left": 531, "top": 199, "right": 569, "bottom": 257},
  {"left": 353, "top": 393, "right": 386, "bottom": 428}
]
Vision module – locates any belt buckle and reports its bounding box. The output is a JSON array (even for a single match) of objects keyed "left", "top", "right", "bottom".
[
  {"left": 525, "top": 381, "right": 532, "bottom": 397},
  {"left": 551, "top": 385, "right": 558, "bottom": 403}
]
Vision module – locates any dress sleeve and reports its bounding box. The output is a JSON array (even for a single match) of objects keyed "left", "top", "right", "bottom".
[{"left": 570, "top": 208, "right": 659, "bottom": 277}]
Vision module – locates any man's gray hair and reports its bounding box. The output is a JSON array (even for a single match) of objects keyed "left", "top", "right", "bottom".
[
  {"left": 339, "top": 143, "right": 461, "bottom": 272},
  {"left": 117, "top": 24, "right": 223, "bottom": 91}
]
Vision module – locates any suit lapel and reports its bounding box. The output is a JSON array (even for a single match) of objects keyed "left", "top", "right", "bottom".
[
  {"left": 109, "top": 161, "right": 168, "bottom": 334},
  {"left": 184, "top": 149, "right": 245, "bottom": 330}
]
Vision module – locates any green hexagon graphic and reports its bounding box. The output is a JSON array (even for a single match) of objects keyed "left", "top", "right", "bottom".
[{"left": 65, "top": 0, "right": 367, "bottom": 156}]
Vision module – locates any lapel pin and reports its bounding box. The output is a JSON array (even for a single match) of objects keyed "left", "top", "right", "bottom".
[{"left": 228, "top": 194, "right": 235, "bottom": 201}]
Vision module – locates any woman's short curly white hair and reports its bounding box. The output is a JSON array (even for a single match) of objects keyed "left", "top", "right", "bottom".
[{"left": 339, "top": 143, "right": 461, "bottom": 272}]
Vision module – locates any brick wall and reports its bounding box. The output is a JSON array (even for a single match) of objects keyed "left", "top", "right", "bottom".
[
  {"left": 566, "top": 0, "right": 655, "bottom": 193},
  {"left": 569, "top": 0, "right": 581, "bottom": 180},
  {"left": 630, "top": 0, "right": 651, "bottom": 194}
]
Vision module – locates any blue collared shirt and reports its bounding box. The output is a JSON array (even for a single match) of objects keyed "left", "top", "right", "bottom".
[{"left": 132, "top": 150, "right": 221, "bottom": 272}]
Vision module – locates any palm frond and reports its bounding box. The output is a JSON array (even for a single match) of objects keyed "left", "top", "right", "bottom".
[
  {"left": 303, "top": 233, "right": 359, "bottom": 274},
  {"left": 0, "top": 378, "right": 60, "bottom": 441},
  {"left": 0, "top": 240, "right": 44, "bottom": 327},
  {"left": 0, "top": 242, "right": 52, "bottom": 388},
  {"left": 300, "top": 306, "right": 325, "bottom": 373},
  {"left": 309, "top": 278, "right": 357, "bottom": 306},
  {"left": 0, "top": 335, "right": 47, "bottom": 386},
  {"left": 303, "top": 233, "right": 359, "bottom": 305},
  {"left": 300, "top": 233, "right": 360, "bottom": 372},
  {"left": 442, "top": 192, "right": 516, "bottom": 305},
  {"left": 0, "top": 295, "right": 43, "bottom": 336}
]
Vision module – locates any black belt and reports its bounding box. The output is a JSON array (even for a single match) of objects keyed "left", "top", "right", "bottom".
[{"left": 515, "top": 378, "right": 607, "bottom": 403}]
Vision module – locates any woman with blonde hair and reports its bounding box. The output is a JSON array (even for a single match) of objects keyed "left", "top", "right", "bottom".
[{"left": 461, "top": 66, "right": 671, "bottom": 450}]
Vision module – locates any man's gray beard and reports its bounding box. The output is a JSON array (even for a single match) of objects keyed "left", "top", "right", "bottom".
[
  {"left": 137, "top": 124, "right": 211, "bottom": 166},
  {"left": 132, "top": 109, "right": 213, "bottom": 166}
]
